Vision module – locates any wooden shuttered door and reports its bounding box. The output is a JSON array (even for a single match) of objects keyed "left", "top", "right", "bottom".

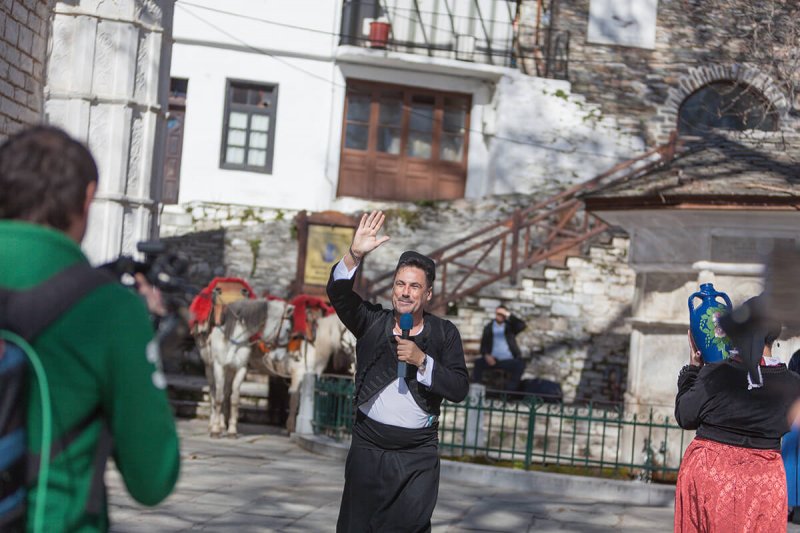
[
  {"left": 338, "top": 80, "right": 470, "bottom": 201},
  {"left": 162, "top": 78, "right": 188, "bottom": 204}
]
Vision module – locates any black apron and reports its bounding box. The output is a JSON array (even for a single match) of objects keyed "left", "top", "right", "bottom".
[{"left": 337, "top": 410, "right": 439, "bottom": 533}]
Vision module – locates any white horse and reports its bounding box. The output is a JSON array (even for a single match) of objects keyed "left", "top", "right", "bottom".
[
  {"left": 262, "top": 313, "right": 356, "bottom": 432},
  {"left": 195, "top": 298, "right": 294, "bottom": 437}
]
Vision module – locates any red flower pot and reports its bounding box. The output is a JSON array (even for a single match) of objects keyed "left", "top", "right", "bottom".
[{"left": 368, "top": 21, "right": 391, "bottom": 49}]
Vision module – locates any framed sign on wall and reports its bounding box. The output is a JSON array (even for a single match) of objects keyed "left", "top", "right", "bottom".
[{"left": 293, "top": 210, "right": 360, "bottom": 297}]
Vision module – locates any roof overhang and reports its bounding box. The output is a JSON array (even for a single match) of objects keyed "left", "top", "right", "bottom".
[
  {"left": 335, "top": 45, "right": 513, "bottom": 82},
  {"left": 586, "top": 195, "right": 800, "bottom": 212}
]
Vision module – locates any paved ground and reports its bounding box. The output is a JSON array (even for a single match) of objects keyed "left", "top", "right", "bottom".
[
  {"left": 107, "top": 419, "right": 678, "bottom": 532},
  {"left": 106, "top": 418, "right": 800, "bottom": 532}
]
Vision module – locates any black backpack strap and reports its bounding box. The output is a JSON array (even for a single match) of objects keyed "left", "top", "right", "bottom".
[
  {"left": 0, "top": 262, "right": 115, "bottom": 341},
  {"left": 25, "top": 407, "right": 112, "bottom": 517},
  {"left": 85, "top": 423, "right": 113, "bottom": 515},
  {"left": 25, "top": 407, "right": 102, "bottom": 484}
]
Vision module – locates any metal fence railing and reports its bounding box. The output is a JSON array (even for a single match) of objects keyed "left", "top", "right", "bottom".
[
  {"left": 313, "top": 375, "right": 356, "bottom": 441},
  {"left": 312, "top": 376, "right": 691, "bottom": 483}
]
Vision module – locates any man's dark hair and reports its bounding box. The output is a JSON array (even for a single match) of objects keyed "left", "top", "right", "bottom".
[
  {"left": 0, "top": 125, "right": 98, "bottom": 231},
  {"left": 395, "top": 250, "right": 436, "bottom": 289}
]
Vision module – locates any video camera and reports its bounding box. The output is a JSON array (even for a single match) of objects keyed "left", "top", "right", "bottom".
[
  {"left": 101, "top": 241, "right": 193, "bottom": 308},
  {"left": 100, "top": 241, "right": 197, "bottom": 357}
]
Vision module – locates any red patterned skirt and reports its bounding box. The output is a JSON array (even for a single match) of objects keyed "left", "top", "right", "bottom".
[{"left": 675, "top": 438, "right": 787, "bottom": 532}]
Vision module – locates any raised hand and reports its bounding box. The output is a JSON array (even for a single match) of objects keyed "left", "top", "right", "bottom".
[
  {"left": 688, "top": 330, "right": 703, "bottom": 367},
  {"left": 350, "top": 210, "right": 391, "bottom": 260}
]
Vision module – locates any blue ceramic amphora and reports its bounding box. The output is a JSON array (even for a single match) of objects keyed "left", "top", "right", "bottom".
[{"left": 688, "top": 283, "right": 735, "bottom": 363}]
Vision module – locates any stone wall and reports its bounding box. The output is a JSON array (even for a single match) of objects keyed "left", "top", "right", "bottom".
[
  {"left": 453, "top": 235, "right": 634, "bottom": 403},
  {"left": 519, "top": 0, "right": 800, "bottom": 144},
  {"left": 162, "top": 200, "right": 635, "bottom": 403},
  {"left": 0, "top": 0, "right": 53, "bottom": 138},
  {"left": 160, "top": 203, "right": 301, "bottom": 296}
]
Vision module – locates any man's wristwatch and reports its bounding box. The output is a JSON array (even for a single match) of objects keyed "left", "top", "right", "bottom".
[{"left": 418, "top": 356, "right": 427, "bottom": 373}]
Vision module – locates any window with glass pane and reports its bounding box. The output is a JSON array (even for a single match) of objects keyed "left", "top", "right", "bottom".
[
  {"left": 441, "top": 98, "right": 467, "bottom": 162},
  {"left": 407, "top": 94, "right": 434, "bottom": 159},
  {"left": 377, "top": 91, "right": 402, "bottom": 154},
  {"left": 338, "top": 81, "right": 471, "bottom": 202},
  {"left": 345, "top": 93, "right": 371, "bottom": 150},
  {"left": 678, "top": 81, "right": 779, "bottom": 136},
  {"left": 221, "top": 80, "right": 278, "bottom": 173}
]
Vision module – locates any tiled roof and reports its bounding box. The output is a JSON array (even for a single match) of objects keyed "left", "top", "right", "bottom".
[{"left": 584, "top": 132, "right": 800, "bottom": 208}]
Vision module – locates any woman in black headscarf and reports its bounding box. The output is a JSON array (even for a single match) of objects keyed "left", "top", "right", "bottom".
[{"left": 674, "top": 296, "right": 800, "bottom": 532}]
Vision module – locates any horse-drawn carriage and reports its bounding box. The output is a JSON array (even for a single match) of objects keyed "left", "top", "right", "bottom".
[{"left": 189, "top": 277, "right": 355, "bottom": 436}]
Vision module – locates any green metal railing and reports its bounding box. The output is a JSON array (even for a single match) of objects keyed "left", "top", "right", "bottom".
[
  {"left": 312, "top": 375, "right": 356, "bottom": 441},
  {"left": 312, "top": 376, "right": 690, "bottom": 482}
]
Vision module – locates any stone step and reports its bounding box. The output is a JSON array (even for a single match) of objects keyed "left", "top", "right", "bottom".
[
  {"left": 170, "top": 399, "right": 276, "bottom": 426},
  {"left": 166, "top": 373, "right": 270, "bottom": 398}
]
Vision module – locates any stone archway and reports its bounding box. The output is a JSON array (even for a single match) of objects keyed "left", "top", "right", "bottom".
[{"left": 659, "top": 64, "right": 788, "bottom": 138}]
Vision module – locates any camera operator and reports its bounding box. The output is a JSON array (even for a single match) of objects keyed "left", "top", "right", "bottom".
[{"left": 0, "top": 126, "right": 180, "bottom": 532}]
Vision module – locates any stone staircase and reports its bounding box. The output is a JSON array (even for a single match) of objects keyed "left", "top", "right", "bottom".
[{"left": 447, "top": 231, "right": 635, "bottom": 404}]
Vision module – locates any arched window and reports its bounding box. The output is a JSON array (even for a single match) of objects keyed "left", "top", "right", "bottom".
[{"left": 678, "top": 81, "right": 779, "bottom": 136}]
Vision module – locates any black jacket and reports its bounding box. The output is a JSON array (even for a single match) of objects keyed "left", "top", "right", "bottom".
[
  {"left": 327, "top": 268, "right": 469, "bottom": 415},
  {"left": 480, "top": 315, "right": 526, "bottom": 359},
  {"left": 675, "top": 359, "right": 800, "bottom": 450}
]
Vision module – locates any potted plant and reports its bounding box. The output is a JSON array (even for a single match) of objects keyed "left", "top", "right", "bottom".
[{"left": 368, "top": 18, "right": 391, "bottom": 49}]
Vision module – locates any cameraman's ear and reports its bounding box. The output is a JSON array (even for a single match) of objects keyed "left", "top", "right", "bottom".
[
  {"left": 67, "top": 181, "right": 98, "bottom": 244},
  {"left": 83, "top": 181, "right": 97, "bottom": 217}
]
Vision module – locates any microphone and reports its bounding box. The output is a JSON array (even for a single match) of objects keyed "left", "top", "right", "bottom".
[{"left": 398, "top": 313, "right": 413, "bottom": 378}]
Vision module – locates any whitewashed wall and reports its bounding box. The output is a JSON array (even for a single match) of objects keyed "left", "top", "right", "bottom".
[
  {"left": 168, "top": 2, "right": 644, "bottom": 214},
  {"left": 170, "top": 0, "right": 339, "bottom": 210},
  {"left": 485, "top": 72, "right": 645, "bottom": 197},
  {"left": 169, "top": 46, "right": 339, "bottom": 210}
]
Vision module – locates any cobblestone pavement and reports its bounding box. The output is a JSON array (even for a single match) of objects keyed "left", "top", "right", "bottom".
[{"left": 105, "top": 419, "right": 756, "bottom": 532}]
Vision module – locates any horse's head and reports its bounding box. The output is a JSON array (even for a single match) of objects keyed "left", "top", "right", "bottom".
[{"left": 261, "top": 300, "right": 295, "bottom": 350}]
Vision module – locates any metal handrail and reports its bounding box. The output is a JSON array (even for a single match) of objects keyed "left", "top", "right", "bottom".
[{"left": 364, "top": 133, "right": 680, "bottom": 310}]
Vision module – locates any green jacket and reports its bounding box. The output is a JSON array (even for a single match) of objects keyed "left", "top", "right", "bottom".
[{"left": 0, "top": 221, "right": 180, "bottom": 532}]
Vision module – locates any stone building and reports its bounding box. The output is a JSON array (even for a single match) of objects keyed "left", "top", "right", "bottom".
[
  {"left": 162, "top": 1, "right": 800, "bottom": 409},
  {"left": 0, "top": 0, "right": 175, "bottom": 264},
  {"left": 4, "top": 1, "right": 796, "bottom": 408},
  {"left": 517, "top": 0, "right": 800, "bottom": 411},
  {"left": 518, "top": 0, "right": 800, "bottom": 143}
]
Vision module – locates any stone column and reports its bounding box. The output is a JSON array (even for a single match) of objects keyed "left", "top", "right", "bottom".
[
  {"left": 463, "top": 383, "right": 487, "bottom": 453},
  {"left": 294, "top": 373, "right": 316, "bottom": 436},
  {"left": 45, "top": 0, "right": 174, "bottom": 264}
]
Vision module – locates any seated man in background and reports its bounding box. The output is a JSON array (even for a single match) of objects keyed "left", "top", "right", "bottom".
[{"left": 472, "top": 305, "right": 526, "bottom": 392}]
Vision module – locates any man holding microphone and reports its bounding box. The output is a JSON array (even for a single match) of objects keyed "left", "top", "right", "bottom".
[{"left": 328, "top": 210, "right": 469, "bottom": 532}]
